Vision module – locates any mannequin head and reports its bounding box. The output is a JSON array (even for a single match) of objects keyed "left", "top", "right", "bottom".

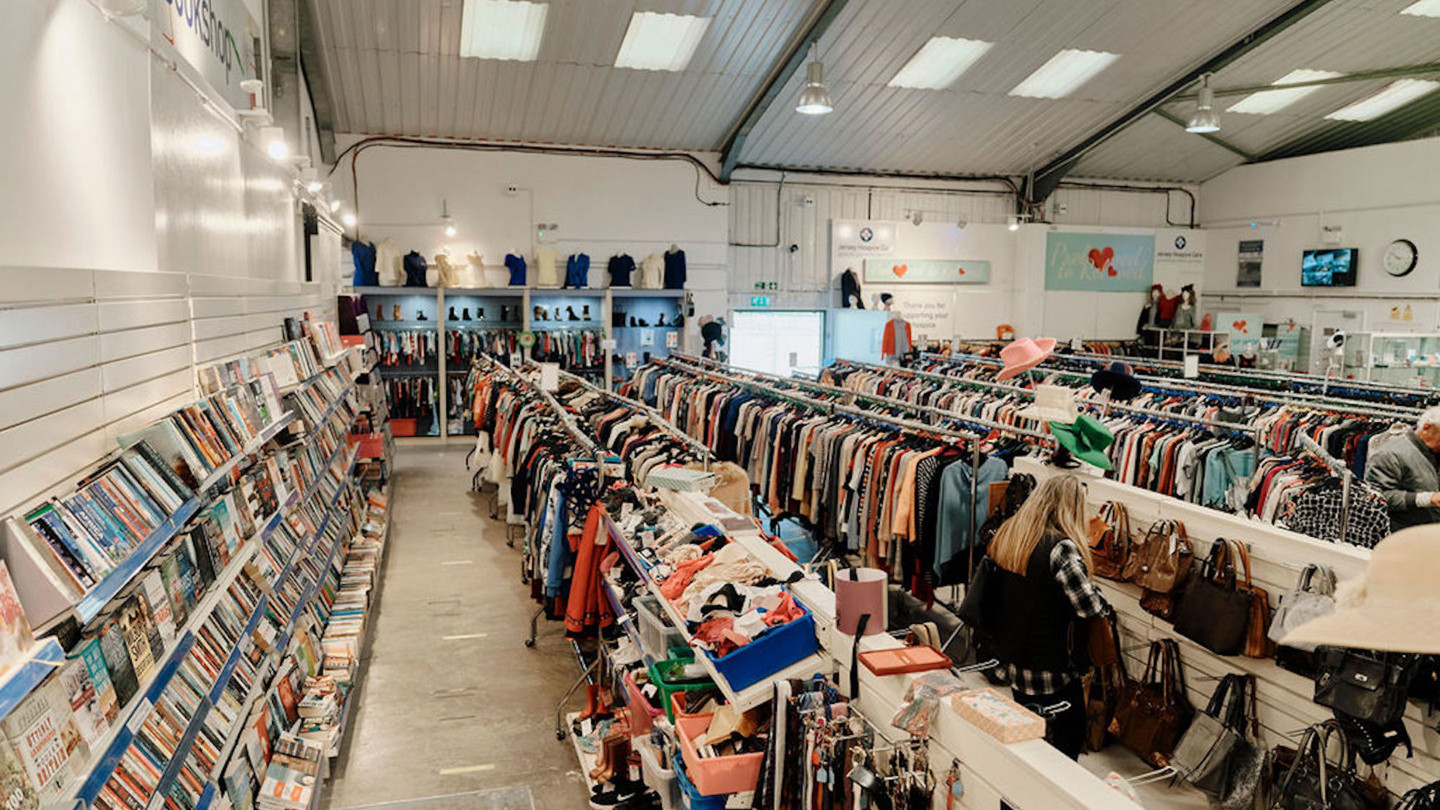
[
  {"left": 1180, "top": 284, "right": 1196, "bottom": 306},
  {"left": 1149, "top": 284, "right": 1164, "bottom": 303},
  {"left": 880, "top": 293, "right": 894, "bottom": 312}
]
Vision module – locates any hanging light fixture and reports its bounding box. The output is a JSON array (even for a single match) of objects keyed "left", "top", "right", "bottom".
[
  {"left": 1186, "top": 73, "right": 1221, "bottom": 134},
  {"left": 441, "top": 199, "right": 457, "bottom": 238},
  {"left": 795, "top": 42, "right": 833, "bottom": 115}
]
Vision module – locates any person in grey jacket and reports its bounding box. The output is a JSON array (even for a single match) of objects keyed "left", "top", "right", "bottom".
[{"left": 1365, "top": 407, "right": 1440, "bottom": 529}]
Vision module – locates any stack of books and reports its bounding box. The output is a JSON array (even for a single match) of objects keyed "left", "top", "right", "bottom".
[{"left": 256, "top": 733, "right": 323, "bottom": 810}]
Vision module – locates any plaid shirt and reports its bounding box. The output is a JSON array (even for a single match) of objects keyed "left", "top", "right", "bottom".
[{"left": 1008, "top": 538, "right": 1110, "bottom": 697}]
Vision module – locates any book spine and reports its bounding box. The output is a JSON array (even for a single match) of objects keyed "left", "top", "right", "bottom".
[
  {"left": 135, "top": 441, "right": 196, "bottom": 501},
  {"left": 69, "top": 493, "right": 129, "bottom": 558},
  {"left": 86, "top": 483, "right": 149, "bottom": 546}
]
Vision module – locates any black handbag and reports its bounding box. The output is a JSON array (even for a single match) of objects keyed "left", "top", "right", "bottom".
[
  {"left": 1173, "top": 538, "right": 1250, "bottom": 657},
  {"left": 957, "top": 556, "right": 997, "bottom": 635},
  {"left": 1399, "top": 781, "right": 1440, "bottom": 810},
  {"left": 1314, "top": 647, "right": 1417, "bottom": 725},
  {"left": 1271, "top": 721, "right": 1369, "bottom": 810}
]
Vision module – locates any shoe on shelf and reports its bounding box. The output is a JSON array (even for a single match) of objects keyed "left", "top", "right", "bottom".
[
  {"left": 656, "top": 313, "right": 666, "bottom": 326},
  {"left": 554, "top": 306, "right": 563, "bottom": 321},
  {"left": 589, "top": 779, "right": 647, "bottom": 809},
  {"left": 567, "top": 306, "right": 580, "bottom": 322},
  {"left": 417, "top": 310, "right": 428, "bottom": 321},
  {"left": 462, "top": 307, "right": 471, "bottom": 321},
  {"left": 448, "top": 306, "right": 458, "bottom": 321},
  {"left": 583, "top": 305, "right": 591, "bottom": 320},
  {"left": 375, "top": 305, "right": 384, "bottom": 322},
  {"left": 501, "top": 306, "right": 511, "bottom": 322},
  {"left": 629, "top": 316, "right": 637, "bottom": 327},
  {"left": 393, "top": 304, "right": 402, "bottom": 321},
  {"left": 534, "top": 305, "right": 548, "bottom": 322},
  {"left": 477, "top": 307, "right": 485, "bottom": 320},
  {"left": 638, "top": 318, "right": 650, "bottom": 327}
]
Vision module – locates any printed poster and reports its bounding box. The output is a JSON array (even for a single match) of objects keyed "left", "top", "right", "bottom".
[
  {"left": 1237, "top": 240, "right": 1263, "bottom": 288},
  {"left": 1216, "top": 311, "right": 1263, "bottom": 355},
  {"left": 1044, "top": 232, "right": 1155, "bottom": 292},
  {"left": 863, "top": 259, "right": 991, "bottom": 284}
]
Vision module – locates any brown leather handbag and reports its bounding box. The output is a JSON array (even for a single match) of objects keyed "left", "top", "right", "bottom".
[
  {"left": 1229, "top": 541, "right": 1275, "bottom": 659},
  {"left": 1083, "top": 611, "right": 1127, "bottom": 751},
  {"left": 1087, "top": 501, "right": 1131, "bottom": 581},
  {"left": 1109, "top": 638, "right": 1194, "bottom": 768},
  {"left": 1121, "top": 519, "right": 1193, "bottom": 592}
]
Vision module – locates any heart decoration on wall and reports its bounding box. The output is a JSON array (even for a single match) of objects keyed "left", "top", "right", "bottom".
[
  {"left": 892, "top": 264, "right": 908, "bottom": 278},
  {"left": 1232, "top": 320, "right": 1248, "bottom": 334},
  {"left": 957, "top": 267, "right": 966, "bottom": 276},
  {"left": 1087, "top": 246, "right": 1117, "bottom": 277}
]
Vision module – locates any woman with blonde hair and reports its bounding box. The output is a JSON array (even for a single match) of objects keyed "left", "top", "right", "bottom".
[{"left": 985, "top": 474, "right": 1110, "bottom": 759}]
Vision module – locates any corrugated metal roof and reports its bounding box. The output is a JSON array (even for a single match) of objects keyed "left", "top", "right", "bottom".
[
  {"left": 315, "top": 0, "right": 813, "bottom": 148},
  {"left": 313, "top": 0, "right": 1440, "bottom": 182}
]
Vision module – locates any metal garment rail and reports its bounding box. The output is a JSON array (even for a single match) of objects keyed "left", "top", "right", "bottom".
[
  {"left": 668, "top": 353, "right": 1057, "bottom": 445},
  {"left": 920, "top": 351, "right": 1421, "bottom": 421},
  {"left": 1296, "top": 433, "right": 1353, "bottom": 544},
  {"left": 656, "top": 355, "right": 999, "bottom": 583},
  {"left": 554, "top": 368, "right": 713, "bottom": 470},
  {"left": 839, "top": 355, "right": 1258, "bottom": 436},
  {"left": 1054, "top": 348, "right": 1435, "bottom": 407}
]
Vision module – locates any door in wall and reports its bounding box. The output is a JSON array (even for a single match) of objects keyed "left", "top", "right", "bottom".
[
  {"left": 1310, "top": 309, "right": 1364, "bottom": 376},
  {"left": 730, "top": 309, "right": 825, "bottom": 376}
]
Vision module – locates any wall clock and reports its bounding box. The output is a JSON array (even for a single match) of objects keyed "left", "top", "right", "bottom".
[{"left": 1383, "top": 238, "right": 1418, "bottom": 277}]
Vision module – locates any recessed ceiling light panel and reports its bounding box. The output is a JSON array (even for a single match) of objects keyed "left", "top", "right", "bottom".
[
  {"left": 614, "top": 12, "right": 710, "bottom": 72},
  {"left": 888, "top": 37, "right": 993, "bottom": 90},
  {"left": 1325, "top": 78, "right": 1440, "bottom": 121},
  {"left": 1400, "top": 0, "right": 1440, "bottom": 18},
  {"left": 1227, "top": 69, "right": 1344, "bottom": 114},
  {"left": 460, "top": 0, "right": 549, "bottom": 61},
  {"left": 1009, "top": 49, "right": 1120, "bottom": 99}
]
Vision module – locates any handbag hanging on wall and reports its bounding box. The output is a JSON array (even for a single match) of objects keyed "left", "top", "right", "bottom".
[
  {"left": 1082, "top": 610, "right": 1127, "bottom": 752},
  {"left": 1109, "top": 638, "right": 1194, "bottom": 768},
  {"left": 1271, "top": 720, "right": 1379, "bottom": 810},
  {"left": 1087, "top": 501, "right": 1132, "bottom": 581},
  {"left": 1173, "top": 539, "right": 1251, "bottom": 656},
  {"left": 1171, "top": 674, "right": 1260, "bottom": 800},
  {"left": 1122, "top": 520, "right": 1193, "bottom": 620},
  {"left": 1314, "top": 647, "right": 1418, "bottom": 726}
]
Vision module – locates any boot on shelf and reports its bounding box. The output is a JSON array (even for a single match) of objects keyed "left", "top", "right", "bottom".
[
  {"left": 375, "top": 305, "right": 384, "bottom": 322},
  {"left": 417, "top": 310, "right": 428, "bottom": 321},
  {"left": 553, "top": 306, "right": 562, "bottom": 322},
  {"left": 567, "top": 306, "right": 580, "bottom": 322},
  {"left": 533, "top": 305, "right": 548, "bottom": 322},
  {"left": 462, "top": 308, "right": 471, "bottom": 321},
  {"left": 448, "top": 306, "right": 457, "bottom": 321},
  {"left": 582, "top": 305, "right": 591, "bottom": 320},
  {"left": 477, "top": 307, "right": 485, "bottom": 321},
  {"left": 501, "top": 305, "right": 510, "bottom": 322},
  {"left": 657, "top": 313, "right": 666, "bottom": 327},
  {"left": 629, "top": 316, "right": 637, "bottom": 327},
  {"left": 674, "top": 311, "right": 684, "bottom": 327},
  {"left": 393, "top": 304, "right": 402, "bottom": 321}
]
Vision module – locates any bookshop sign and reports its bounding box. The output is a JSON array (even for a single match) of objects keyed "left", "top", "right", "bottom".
[{"left": 151, "top": 0, "right": 260, "bottom": 111}]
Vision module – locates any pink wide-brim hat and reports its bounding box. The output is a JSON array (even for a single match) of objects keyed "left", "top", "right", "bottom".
[{"left": 996, "top": 337, "right": 1057, "bottom": 381}]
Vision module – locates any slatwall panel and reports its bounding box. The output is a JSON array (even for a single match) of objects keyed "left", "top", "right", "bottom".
[{"left": 0, "top": 267, "right": 337, "bottom": 520}]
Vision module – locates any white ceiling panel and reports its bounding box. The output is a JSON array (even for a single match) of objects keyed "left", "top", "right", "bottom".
[{"left": 1069, "top": 115, "right": 1246, "bottom": 182}]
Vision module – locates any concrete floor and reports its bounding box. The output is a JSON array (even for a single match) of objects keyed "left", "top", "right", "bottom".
[{"left": 325, "top": 444, "right": 592, "bottom": 810}]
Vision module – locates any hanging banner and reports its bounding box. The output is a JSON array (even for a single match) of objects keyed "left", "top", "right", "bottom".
[
  {"left": 1216, "top": 311, "right": 1264, "bottom": 355},
  {"left": 1044, "top": 232, "right": 1155, "bottom": 292},
  {"left": 151, "top": 0, "right": 261, "bottom": 111},
  {"left": 863, "top": 259, "right": 991, "bottom": 284}
]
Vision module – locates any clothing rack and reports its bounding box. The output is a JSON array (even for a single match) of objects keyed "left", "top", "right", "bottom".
[
  {"left": 670, "top": 353, "right": 1057, "bottom": 446},
  {"left": 921, "top": 351, "right": 1421, "bottom": 421},
  {"left": 1296, "top": 432, "right": 1353, "bottom": 543},
  {"left": 1055, "top": 349, "right": 1435, "bottom": 410},
  {"left": 844, "top": 356, "right": 1259, "bottom": 437},
  {"left": 554, "top": 367, "right": 713, "bottom": 470}
]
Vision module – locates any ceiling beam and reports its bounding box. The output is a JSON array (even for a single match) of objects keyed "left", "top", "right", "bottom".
[
  {"left": 299, "top": 0, "right": 339, "bottom": 166},
  {"left": 716, "top": 0, "right": 852, "bottom": 182},
  {"left": 1152, "top": 108, "right": 1257, "bottom": 160},
  {"left": 1171, "top": 61, "right": 1440, "bottom": 101},
  {"left": 1027, "top": 0, "right": 1339, "bottom": 202}
]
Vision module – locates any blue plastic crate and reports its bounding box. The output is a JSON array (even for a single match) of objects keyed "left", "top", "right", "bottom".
[
  {"left": 673, "top": 754, "right": 728, "bottom": 810},
  {"left": 702, "top": 595, "right": 818, "bottom": 692}
]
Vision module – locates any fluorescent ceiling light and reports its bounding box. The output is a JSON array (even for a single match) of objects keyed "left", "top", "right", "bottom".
[
  {"left": 1227, "top": 69, "right": 1344, "bottom": 114},
  {"left": 1010, "top": 49, "right": 1119, "bottom": 98},
  {"left": 614, "top": 12, "right": 710, "bottom": 71},
  {"left": 460, "top": 0, "right": 548, "bottom": 61},
  {"left": 1400, "top": 0, "right": 1440, "bottom": 17},
  {"left": 888, "top": 37, "right": 993, "bottom": 90},
  {"left": 1325, "top": 78, "right": 1440, "bottom": 121}
]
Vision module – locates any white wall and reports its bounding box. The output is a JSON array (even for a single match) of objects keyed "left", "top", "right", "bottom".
[
  {"left": 0, "top": 3, "right": 333, "bottom": 519},
  {"left": 1200, "top": 137, "right": 1440, "bottom": 333}
]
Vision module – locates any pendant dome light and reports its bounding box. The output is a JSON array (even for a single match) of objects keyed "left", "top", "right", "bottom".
[
  {"left": 795, "top": 42, "right": 833, "bottom": 115},
  {"left": 1186, "top": 73, "right": 1221, "bottom": 134}
]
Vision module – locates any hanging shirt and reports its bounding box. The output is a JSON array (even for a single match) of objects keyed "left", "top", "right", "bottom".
[
  {"left": 664, "top": 248, "right": 687, "bottom": 289},
  {"left": 608, "top": 254, "right": 635, "bottom": 287},
  {"left": 504, "top": 253, "right": 527, "bottom": 286}
]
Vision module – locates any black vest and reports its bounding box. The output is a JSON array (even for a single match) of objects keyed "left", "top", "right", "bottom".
[{"left": 991, "top": 534, "right": 1084, "bottom": 674}]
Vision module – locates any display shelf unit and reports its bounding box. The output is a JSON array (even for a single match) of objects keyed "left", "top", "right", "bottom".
[
  {"left": 611, "top": 289, "right": 686, "bottom": 385},
  {"left": 1343, "top": 331, "right": 1440, "bottom": 386},
  {"left": 343, "top": 285, "right": 691, "bottom": 438}
]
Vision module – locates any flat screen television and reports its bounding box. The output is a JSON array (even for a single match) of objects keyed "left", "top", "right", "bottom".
[{"left": 1301, "top": 248, "right": 1358, "bottom": 287}]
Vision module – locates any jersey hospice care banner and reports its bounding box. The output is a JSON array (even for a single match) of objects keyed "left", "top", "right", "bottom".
[{"left": 1043, "top": 232, "right": 1156, "bottom": 292}]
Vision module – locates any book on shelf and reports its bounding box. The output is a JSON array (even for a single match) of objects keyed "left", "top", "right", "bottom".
[
  {"left": 96, "top": 616, "right": 139, "bottom": 708},
  {"left": 0, "top": 562, "right": 36, "bottom": 678},
  {"left": 116, "top": 592, "right": 159, "bottom": 687},
  {"left": 56, "top": 655, "right": 110, "bottom": 748},
  {"left": 138, "top": 570, "right": 179, "bottom": 650},
  {"left": 256, "top": 733, "right": 321, "bottom": 810},
  {"left": 0, "top": 677, "right": 88, "bottom": 803},
  {"left": 69, "top": 636, "right": 119, "bottom": 726}
]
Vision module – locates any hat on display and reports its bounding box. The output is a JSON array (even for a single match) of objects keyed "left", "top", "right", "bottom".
[
  {"left": 996, "top": 337, "right": 1057, "bottom": 381},
  {"left": 1048, "top": 413, "right": 1114, "bottom": 471},
  {"left": 1090, "top": 362, "right": 1142, "bottom": 402},
  {"left": 1018, "top": 384, "right": 1079, "bottom": 425},
  {"left": 1280, "top": 524, "right": 1440, "bottom": 655}
]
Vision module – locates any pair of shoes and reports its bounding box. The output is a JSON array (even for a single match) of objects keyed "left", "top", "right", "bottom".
[
  {"left": 534, "top": 306, "right": 549, "bottom": 322},
  {"left": 567, "top": 306, "right": 580, "bottom": 322},
  {"left": 375, "top": 305, "right": 384, "bottom": 322},
  {"left": 589, "top": 779, "right": 652, "bottom": 809},
  {"left": 588, "top": 734, "right": 631, "bottom": 785}
]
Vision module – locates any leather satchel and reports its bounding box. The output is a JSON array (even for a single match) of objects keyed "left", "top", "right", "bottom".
[
  {"left": 1271, "top": 721, "right": 1371, "bottom": 810},
  {"left": 1232, "top": 541, "right": 1275, "bottom": 659},
  {"left": 1171, "top": 674, "right": 1259, "bottom": 798},
  {"left": 1314, "top": 647, "right": 1417, "bottom": 725},
  {"left": 1109, "top": 639, "right": 1193, "bottom": 768},
  {"left": 1082, "top": 611, "right": 1126, "bottom": 752},
  {"left": 1087, "top": 501, "right": 1131, "bottom": 581},
  {"left": 1121, "top": 519, "right": 1193, "bottom": 594},
  {"left": 1173, "top": 539, "right": 1251, "bottom": 657}
]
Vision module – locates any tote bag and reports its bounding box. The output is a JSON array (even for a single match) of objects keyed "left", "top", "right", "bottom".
[
  {"left": 1110, "top": 639, "right": 1193, "bottom": 767},
  {"left": 1268, "top": 564, "right": 1336, "bottom": 652}
]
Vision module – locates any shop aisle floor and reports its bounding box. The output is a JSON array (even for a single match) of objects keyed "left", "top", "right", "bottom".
[{"left": 325, "top": 444, "right": 590, "bottom": 810}]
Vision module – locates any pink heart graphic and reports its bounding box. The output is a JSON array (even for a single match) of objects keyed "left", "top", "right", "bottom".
[
  {"left": 892, "top": 264, "right": 908, "bottom": 278},
  {"left": 1232, "top": 320, "right": 1248, "bottom": 333}
]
